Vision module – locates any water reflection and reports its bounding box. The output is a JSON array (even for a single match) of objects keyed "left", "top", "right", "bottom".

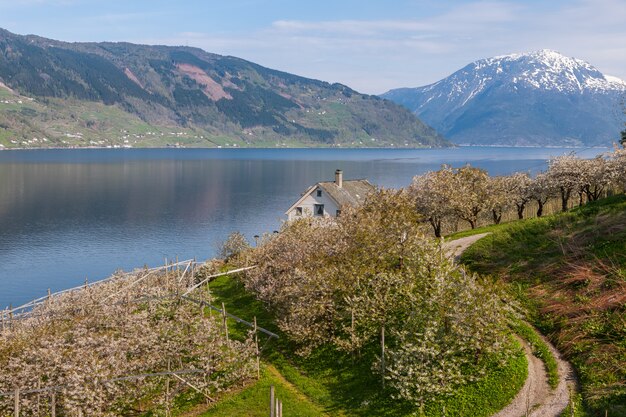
[{"left": 0, "top": 147, "right": 609, "bottom": 308}]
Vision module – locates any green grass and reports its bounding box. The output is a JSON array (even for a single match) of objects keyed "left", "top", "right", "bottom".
[
  {"left": 513, "top": 321, "right": 559, "bottom": 389},
  {"left": 200, "top": 366, "right": 327, "bottom": 417},
  {"left": 459, "top": 195, "right": 626, "bottom": 415},
  {"left": 201, "top": 275, "right": 527, "bottom": 417}
]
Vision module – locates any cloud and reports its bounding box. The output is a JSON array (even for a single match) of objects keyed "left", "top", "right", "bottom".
[{"left": 145, "top": 0, "right": 626, "bottom": 94}]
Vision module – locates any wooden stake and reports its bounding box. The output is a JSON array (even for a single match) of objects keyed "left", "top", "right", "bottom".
[
  {"left": 351, "top": 308, "right": 355, "bottom": 351},
  {"left": 51, "top": 392, "right": 56, "bottom": 417},
  {"left": 222, "top": 302, "right": 229, "bottom": 346},
  {"left": 14, "top": 387, "right": 19, "bottom": 417},
  {"left": 254, "top": 316, "right": 260, "bottom": 379},
  {"left": 36, "top": 380, "right": 41, "bottom": 416},
  {"left": 269, "top": 385, "right": 275, "bottom": 417},
  {"left": 166, "top": 358, "right": 171, "bottom": 417},
  {"left": 381, "top": 325, "right": 385, "bottom": 389}
]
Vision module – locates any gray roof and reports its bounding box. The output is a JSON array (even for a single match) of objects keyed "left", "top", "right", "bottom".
[{"left": 317, "top": 179, "right": 376, "bottom": 207}]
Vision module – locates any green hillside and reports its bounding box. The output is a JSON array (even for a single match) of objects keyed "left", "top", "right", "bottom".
[
  {"left": 0, "top": 28, "right": 447, "bottom": 149},
  {"left": 459, "top": 195, "right": 626, "bottom": 416}
]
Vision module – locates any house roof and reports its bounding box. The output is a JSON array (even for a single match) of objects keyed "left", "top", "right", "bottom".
[
  {"left": 318, "top": 179, "right": 375, "bottom": 207},
  {"left": 285, "top": 179, "right": 376, "bottom": 215}
]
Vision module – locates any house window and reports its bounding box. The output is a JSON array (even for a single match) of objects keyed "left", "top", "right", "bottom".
[
  {"left": 336, "top": 209, "right": 342, "bottom": 217},
  {"left": 314, "top": 204, "right": 324, "bottom": 216},
  {"left": 316, "top": 189, "right": 322, "bottom": 197},
  {"left": 296, "top": 207, "right": 303, "bottom": 216}
]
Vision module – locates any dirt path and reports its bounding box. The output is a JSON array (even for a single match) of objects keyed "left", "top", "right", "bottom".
[
  {"left": 443, "top": 233, "right": 491, "bottom": 261},
  {"left": 444, "top": 233, "right": 578, "bottom": 417}
]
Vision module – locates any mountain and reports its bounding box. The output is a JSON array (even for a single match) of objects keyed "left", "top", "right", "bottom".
[
  {"left": 0, "top": 29, "right": 447, "bottom": 149},
  {"left": 382, "top": 50, "right": 626, "bottom": 147}
]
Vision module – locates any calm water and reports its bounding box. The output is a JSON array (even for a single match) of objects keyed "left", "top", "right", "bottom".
[{"left": 0, "top": 146, "right": 608, "bottom": 308}]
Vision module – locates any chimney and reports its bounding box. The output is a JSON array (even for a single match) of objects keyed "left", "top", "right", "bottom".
[{"left": 335, "top": 169, "right": 343, "bottom": 188}]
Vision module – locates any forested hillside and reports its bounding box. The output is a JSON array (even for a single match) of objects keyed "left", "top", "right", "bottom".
[{"left": 0, "top": 29, "right": 447, "bottom": 149}]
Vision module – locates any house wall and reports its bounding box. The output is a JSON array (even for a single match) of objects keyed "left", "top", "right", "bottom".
[{"left": 286, "top": 186, "right": 340, "bottom": 221}]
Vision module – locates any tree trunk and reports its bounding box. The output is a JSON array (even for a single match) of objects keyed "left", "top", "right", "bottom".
[
  {"left": 492, "top": 209, "right": 502, "bottom": 225},
  {"left": 468, "top": 219, "right": 476, "bottom": 229},
  {"left": 560, "top": 188, "right": 570, "bottom": 212},
  {"left": 536, "top": 200, "right": 544, "bottom": 217},
  {"left": 429, "top": 218, "right": 442, "bottom": 238},
  {"left": 578, "top": 192, "right": 584, "bottom": 206},
  {"left": 516, "top": 203, "right": 525, "bottom": 220}
]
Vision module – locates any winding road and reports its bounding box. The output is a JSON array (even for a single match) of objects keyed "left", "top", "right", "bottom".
[{"left": 443, "top": 233, "right": 578, "bottom": 417}]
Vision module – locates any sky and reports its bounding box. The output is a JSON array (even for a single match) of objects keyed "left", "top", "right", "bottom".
[{"left": 0, "top": 0, "right": 625, "bottom": 94}]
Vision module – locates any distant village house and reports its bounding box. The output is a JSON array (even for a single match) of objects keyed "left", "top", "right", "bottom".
[{"left": 285, "top": 170, "right": 376, "bottom": 221}]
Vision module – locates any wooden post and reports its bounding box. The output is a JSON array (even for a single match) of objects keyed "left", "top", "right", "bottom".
[
  {"left": 51, "top": 392, "right": 56, "bottom": 417},
  {"left": 14, "top": 387, "right": 19, "bottom": 417},
  {"left": 269, "top": 385, "right": 275, "bottom": 417},
  {"left": 278, "top": 399, "right": 283, "bottom": 417},
  {"left": 381, "top": 325, "right": 385, "bottom": 389},
  {"left": 84, "top": 277, "right": 88, "bottom": 289},
  {"left": 351, "top": 308, "right": 355, "bottom": 351},
  {"left": 166, "top": 358, "right": 171, "bottom": 417},
  {"left": 47, "top": 288, "right": 52, "bottom": 302},
  {"left": 36, "top": 380, "right": 41, "bottom": 416},
  {"left": 254, "top": 317, "right": 260, "bottom": 379},
  {"left": 222, "top": 302, "right": 229, "bottom": 346},
  {"left": 275, "top": 398, "right": 280, "bottom": 417}
]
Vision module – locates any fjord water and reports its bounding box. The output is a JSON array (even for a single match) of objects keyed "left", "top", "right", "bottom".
[{"left": 0, "top": 146, "right": 608, "bottom": 308}]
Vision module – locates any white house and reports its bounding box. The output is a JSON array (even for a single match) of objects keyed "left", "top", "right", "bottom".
[{"left": 285, "top": 170, "right": 376, "bottom": 221}]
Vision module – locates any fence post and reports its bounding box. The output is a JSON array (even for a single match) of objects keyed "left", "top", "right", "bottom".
[
  {"left": 222, "top": 302, "right": 230, "bottom": 346},
  {"left": 51, "top": 392, "right": 56, "bottom": 417},
  {"left": 166, "top": 358, "right": 171, "bottom": 417},
  {"left": 381, "top": 325, "right": 386, "bottom": 389},
  {"left": 14, "top": 387, "right": 20, "bottom": 417},
  {"left": 254, "top": 316, "right": 260, "bottom": 379},
  {"left": 269, "top": 385, "right": 275, "bottom": 417}
]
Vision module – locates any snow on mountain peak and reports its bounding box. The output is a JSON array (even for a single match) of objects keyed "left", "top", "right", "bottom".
[{"left": 464, "top": 49, "right": 625, "bottom": 94}]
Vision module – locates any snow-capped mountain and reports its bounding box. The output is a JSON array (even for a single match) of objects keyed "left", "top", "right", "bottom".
[{"left": 382, "top": 50, "right": 626, "bottom": 146}]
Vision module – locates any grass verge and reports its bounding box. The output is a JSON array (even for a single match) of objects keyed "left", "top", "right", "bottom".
[
  {"left": 513, "top": 321, "right": 559, "bottom": 389},
  {"left": 459, "top": 195, "right": 626, "bottom": 415}
]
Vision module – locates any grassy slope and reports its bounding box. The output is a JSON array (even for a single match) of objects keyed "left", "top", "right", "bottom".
[
  {"left": 458, "top": 195, "right": 626, "bottom": 416},
  {"left": 188, "top": 275, "right": 527, "bottom": 417}
]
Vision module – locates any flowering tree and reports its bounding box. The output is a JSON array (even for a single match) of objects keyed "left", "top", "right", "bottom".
[
  {"left": 449, "top": 166, "right": 490, "bottom": 229},
  {"left": 547, "top": 154, "right": 583, "bottom": 211},
  {"left": 507, "top": 172, "right": 533, "bottom": 219},
  {"left": 0, "top": 267, "right": 256, "bottom": 416},
  {"left": 244, "top": 188, "right": 511, "bottom": 405},
  {"left": 528, "top": 173, "right": 556, "bottom": 217},
  {"left": 485, "top": 175, "right": 520, "bottom": 224},
  {"left": 578, "top": 157, "right": 612, "bottom": 202},
  {"left": 409, "top": 166, "right": 456, "bottom": 237}
]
